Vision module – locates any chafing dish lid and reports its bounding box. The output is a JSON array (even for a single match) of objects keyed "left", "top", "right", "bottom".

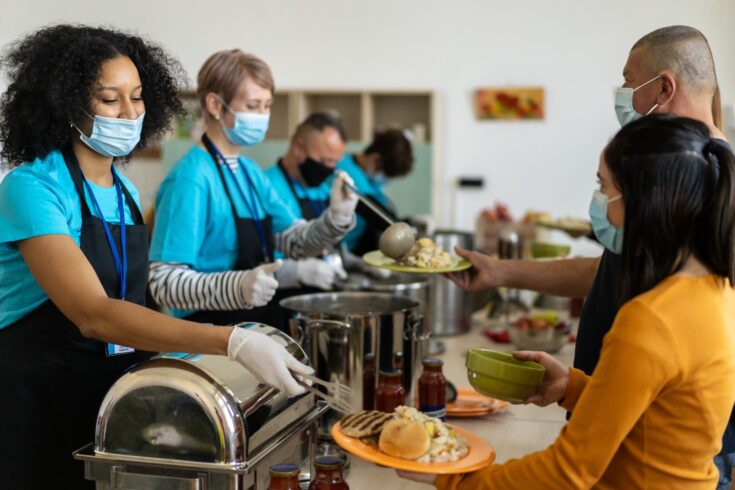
[{"left": 94, "top": 325, "right": 310, "bottom": 465}]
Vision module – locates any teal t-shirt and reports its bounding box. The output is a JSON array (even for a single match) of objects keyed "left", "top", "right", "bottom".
[
  {"left": 336, "top": 154, "right": 388, "bottom": 251},
  {"left": 149, "top": 146, "right": 297, "bottom": 317},
  {"left": 0, "top": 150, "right": 141, "bottom": 329},
  {"left": 264, "top": 162, "right": 332, "bottom": 259},
  {"left": 263, "top": 163, "right": 331, "bottom": 220}
]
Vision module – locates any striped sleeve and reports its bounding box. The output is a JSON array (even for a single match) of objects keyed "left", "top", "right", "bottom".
[
  {"left": 148, "top": 261, "right": 252, "bottom": 311},
  {"left": 275, "top": 208, "right": 353, "bottom": 259}
]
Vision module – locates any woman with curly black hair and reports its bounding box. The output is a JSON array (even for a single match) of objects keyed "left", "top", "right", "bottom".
[{"left": 0, "top": 25, "right": 313, "bottom": 489}]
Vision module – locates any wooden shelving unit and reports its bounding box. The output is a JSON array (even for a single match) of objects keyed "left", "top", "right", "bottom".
[
  {"left": 266, "top": 89, "right": 434, "bottom": 144},
  {"left": 171, "top": 89, "right": 434, "bottom": 144}
]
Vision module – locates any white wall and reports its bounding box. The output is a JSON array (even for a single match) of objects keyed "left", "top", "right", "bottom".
[{"left": 2, "top": 0, "right": 734, "bottom": 232}]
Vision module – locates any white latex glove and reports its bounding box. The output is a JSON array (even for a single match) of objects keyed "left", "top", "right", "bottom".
[
  {"left": 296, "top": 257, "right": 348, "bottom": 290},
  {"left": 227, "top": 327, "right": 314, "bottom": 397},
  {"left": 366, "top": 265, "right": 392, "bottom": 279},
  {"left": 240, "top": 260, "right": 281, "bottom": 307},
  {"left": 328, "top": 171, "right": 358, "bottom": 227}
]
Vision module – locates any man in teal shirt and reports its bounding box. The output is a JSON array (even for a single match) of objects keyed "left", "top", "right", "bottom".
[{"left": 265, "top": 112, "right": 348, "bottom": 290}]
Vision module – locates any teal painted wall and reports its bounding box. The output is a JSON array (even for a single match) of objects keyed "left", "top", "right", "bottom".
[{"left": 161, "top": 139, "right": 432, "bottom": 217}]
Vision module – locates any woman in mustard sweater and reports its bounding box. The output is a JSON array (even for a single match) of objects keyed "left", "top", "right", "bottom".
[{"left": 402, "top": 115, "right": 735, "bottom": 489}]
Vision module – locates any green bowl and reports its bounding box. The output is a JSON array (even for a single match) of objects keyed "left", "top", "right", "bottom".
[
  {"left": 530, "top": 242, "right": 571, "bottom": 259},
  {"left": 465, "top": 349, "right": 546, "bottom": 402}
]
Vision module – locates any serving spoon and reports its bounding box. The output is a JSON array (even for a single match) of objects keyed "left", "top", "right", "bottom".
[{"left": 342, "top": 181, "right": 417, "bottom": 259}]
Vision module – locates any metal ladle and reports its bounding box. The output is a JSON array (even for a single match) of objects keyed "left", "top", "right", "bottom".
[{"left": 342, "top": 181, "right": 416, "bottom": 259}]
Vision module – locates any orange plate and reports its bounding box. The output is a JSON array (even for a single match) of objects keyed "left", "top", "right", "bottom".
[
  {"left": 447, "top": 388, "right": 509, "bottom": 418},
  {"left": 331, "top": 421, "right": 494, "bottom": 474}
]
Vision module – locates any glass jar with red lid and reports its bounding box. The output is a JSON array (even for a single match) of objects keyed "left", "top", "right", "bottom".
[
  {"left": 268, "top": 463, "right": 300, "bottom": 490},
  {"left": 308, "top": 456, "right": 349, "bottom": 490},
  {"left": 375, "top": 369, "right": 406, "bottom": 413},
  {"left": 419, "top": 357, "right": 447, "bottom": 420}
]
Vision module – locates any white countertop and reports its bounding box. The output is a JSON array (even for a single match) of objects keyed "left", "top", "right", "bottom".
[{"left": 345, "top": 310, "right": 575, "bottom": 489}]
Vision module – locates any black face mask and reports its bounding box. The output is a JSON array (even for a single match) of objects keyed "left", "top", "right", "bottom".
[{"left": 299, "top": 157, "right": 335, "bottom": 187}]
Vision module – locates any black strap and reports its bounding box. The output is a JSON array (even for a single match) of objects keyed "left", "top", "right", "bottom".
[
  {"left": 202, "top": 133, "right": 269, "bottom": 225},
  {"left": 201, "top": 134, "right": 242, "bottom": 222},
  {"left": 61, "top": 146, "right": 144, "bottom": 225},
  {"left": 279, "top": 160, "right": 302, "bottom": 203}
]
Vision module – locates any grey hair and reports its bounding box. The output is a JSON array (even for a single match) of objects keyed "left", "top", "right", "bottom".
[{"left": 632, "top": 25, "right": 717, "bottom": 97}]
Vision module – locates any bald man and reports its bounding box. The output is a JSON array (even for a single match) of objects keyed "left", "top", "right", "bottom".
[
  {"left": 448, "top": 25, "right": 734, "bottom": 488},
  {"left": 265, "top": 112, "right": 348, "bottom": 294}
]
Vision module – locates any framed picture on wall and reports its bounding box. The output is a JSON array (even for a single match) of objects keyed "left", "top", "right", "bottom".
[{"left": 474, "top": 87, "right": 544, "bottom": 120}]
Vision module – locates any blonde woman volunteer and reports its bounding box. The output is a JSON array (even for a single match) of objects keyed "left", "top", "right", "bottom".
[{"left": 148, "top": 50, "right": 357, "bottom": 326}]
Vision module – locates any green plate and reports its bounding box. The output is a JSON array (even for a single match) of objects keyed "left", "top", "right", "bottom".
[
  {"left": 362, "top": 250, "right": 472, "bottom": 274},
  {"left": 530, "top": 242, "right": 571, "bottom": 259}
]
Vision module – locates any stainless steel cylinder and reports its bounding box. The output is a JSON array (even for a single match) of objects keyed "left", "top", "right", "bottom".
[{"left": 429, "top": 230, "right": 474, "bottom": 336}]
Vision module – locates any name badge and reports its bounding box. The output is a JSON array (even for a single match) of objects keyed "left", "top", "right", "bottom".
[{"left": 106, "top": 343, "right": 135, "bottom": 356}]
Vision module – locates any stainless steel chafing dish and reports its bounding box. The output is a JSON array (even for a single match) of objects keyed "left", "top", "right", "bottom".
[{"left": 74, "top": 324, "right": 328, "bottom": 489}]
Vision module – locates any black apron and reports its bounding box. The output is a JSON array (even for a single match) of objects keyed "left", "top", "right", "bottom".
[
  {"left": 270, "top": 161, "right": 330, "bottom": 326},
  {"left": 0, "top": 147, "right": 151, "bottom": 489},
  {"left": 186, "top": 136, "right": 278, "bottom": 327}
]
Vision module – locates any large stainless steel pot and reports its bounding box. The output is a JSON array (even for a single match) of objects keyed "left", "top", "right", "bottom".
[
  {"left": 430, "top": 230, "right": 475, "bottom": 336},
  {"left": 280, "top": 292, "right": 426, "bottom": 429},
  {"left": 74, "top": 324, "right": 327, "bottom": 489},
  {"left": 337, "top": 272, "right": 431, "bottom": 330}
]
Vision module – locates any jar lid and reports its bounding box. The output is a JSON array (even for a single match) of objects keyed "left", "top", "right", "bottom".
[
  {"left": 269, "top": 463, "right": 300, "bottom": 476},
  {"left": 422, "top": 357, "right": 443, "bottom": 367},
  {"left": 314, "top": 456, "right": 344, "bottom": 469},
  {"left": 379, "top": 368, "right": 402, "bottom": 377}
]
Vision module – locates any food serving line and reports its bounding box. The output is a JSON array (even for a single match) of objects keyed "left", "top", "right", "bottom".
[
  {"left": 344, "top": 309, "right": 573, "bottom": 489},
  {"left": 71, "top": 223, "right": 574, "bottom": 489}
]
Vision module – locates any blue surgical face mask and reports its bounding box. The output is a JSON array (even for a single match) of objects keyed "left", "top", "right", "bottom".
[
  {"left": 589, "top": 189, "right": 623, "bottom": 253},
  {"left": 614, "top": 74, "right": 661, "bottom": 126},
  {"left": 371, "top": 172, "right": 388, "bottom": 186},
  {"left": 218, "top": 99, "right": 269, "bottom": 146},
  {"left": 76, "top": 112, "right": 145, "bottom": 157}
]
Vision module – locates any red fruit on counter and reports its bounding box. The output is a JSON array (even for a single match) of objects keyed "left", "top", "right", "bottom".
[
  {"left": 482, "top": 328, "right": 511, "bottom": 343},
  {"left": 514, "top": 318, "right": 530, "bottom": 329},
  {"left": 529, "top": 318, "right": 547, "bottom": 329},
  {"left": 495, "top": 202, "right": 512, "bottom": 222}
]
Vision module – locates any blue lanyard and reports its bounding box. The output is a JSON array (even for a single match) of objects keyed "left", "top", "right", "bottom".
[
  {"left": 292, "top": 178, "right": 327, "bottom": 217},
  {"left": 208, "top": 145, "right": 270, "bottom": 262},
  {"left": 82, "top": 170, "right": 127, "bottom": 300}
]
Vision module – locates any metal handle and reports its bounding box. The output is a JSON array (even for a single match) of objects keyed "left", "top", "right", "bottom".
[
  {"left": 343, "top": 181, "right": 396, "bottom": 226},
  {"left": 292, "top": 314, "right": 306, "bottom": 344},
  {"left": 111, "top": 466, "right": 204, "bottom": 489},
  {"left": 304, "top": 318, "right": 352, "bottom": 331},
  {"left": 289, "top": 315, "right": 352, "bottom": 343}
]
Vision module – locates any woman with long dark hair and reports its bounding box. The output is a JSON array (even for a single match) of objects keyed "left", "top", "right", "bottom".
[{"left": 401, "top": 115, "right": 735, "bottom": 489}]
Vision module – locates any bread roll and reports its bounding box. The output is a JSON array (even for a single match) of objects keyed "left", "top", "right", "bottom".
[{"left": 378, "top": 419, "right": 430, "bottom": 459}]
